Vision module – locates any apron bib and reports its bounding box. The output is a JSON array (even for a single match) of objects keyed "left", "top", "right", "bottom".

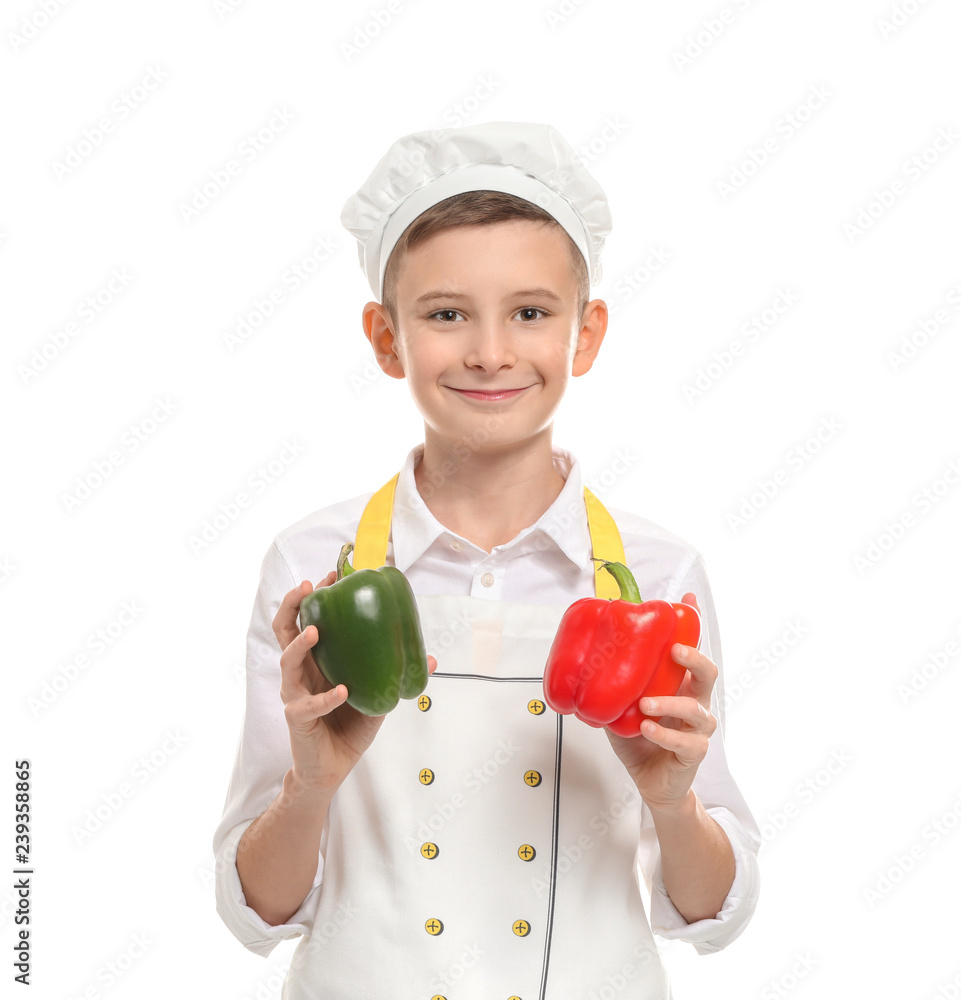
[{"left": 284, "top": 475, "right": 672, "bottom": 1000}]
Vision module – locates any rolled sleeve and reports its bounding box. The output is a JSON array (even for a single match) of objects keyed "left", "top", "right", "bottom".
[
  {"left": 647, "top": 807, "right": 761, "bottom": 954},
  {"left": 214, "top": 818, "right": 324, "bottom": 957},
  {"left": 635, "top": 551, "right": 762, "bottom": 954},
  {"left": 212, "top": 539, "right": 327, "bottom": 955}
]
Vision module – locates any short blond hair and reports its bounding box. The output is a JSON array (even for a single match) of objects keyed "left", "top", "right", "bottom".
[{"left": 382, "top": 189, "right": 589, "bottom": 329}]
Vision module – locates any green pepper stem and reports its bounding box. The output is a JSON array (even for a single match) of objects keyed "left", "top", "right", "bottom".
[
  {"left": 591, "top": 557, "right": 643, "bottom": 603},
  {"left": 337, "top": 542, "right": 356, "bottom": 580}
]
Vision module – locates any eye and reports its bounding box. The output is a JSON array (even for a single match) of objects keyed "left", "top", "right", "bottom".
[
  {"left": 428, "top": 309, "right": 463, "bottom": 323},
  {"left": 516, "top": 307, "right": 548, "bottom": 321}
]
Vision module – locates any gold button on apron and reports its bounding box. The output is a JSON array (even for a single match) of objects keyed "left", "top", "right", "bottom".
[
  {"left": 419, "top": 768, "right": 435, "bottom": 785},
  {"left": 431, "top": 995, "right": 448, "bottom": 1000},
  {"left": 523, "top": 769, "right": 541, "bottom": 787},
  {"left": 512, "top": 919, "right": 531, "bottom": 937},
  {"left": 418, "top": 694, "right": 432, "bottom": 712},
  {"left": 527, "top": 699, "right": 545, "bottom": 715},
  {"left": 517, "top": 844, "right": 536, "bottom": 862},
  {"left": 425, "top": 918, "right": 444, "bottom": 936},
  {"left": 420, "top": 842, "right": 439, "bottom": 860}
]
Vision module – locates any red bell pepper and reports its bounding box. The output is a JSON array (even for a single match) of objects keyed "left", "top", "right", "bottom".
[{"left": 542, "top": 559, "right": 700, "bottom": 738}]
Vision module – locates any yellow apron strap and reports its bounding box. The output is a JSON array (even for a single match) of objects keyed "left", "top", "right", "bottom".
[
  {"left": 352, "top": 473, "right": 628, "bottom": 599},
  {"left": 583, "top": 486, "right": 626, "bottom": 600},
  {"left": 351, "top": 473, "right": 399, "bottom": 571}
]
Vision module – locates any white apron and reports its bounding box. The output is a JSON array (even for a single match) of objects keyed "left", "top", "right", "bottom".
[{"left": 283, "top": 475, "right": 672, "bottom": 1000}]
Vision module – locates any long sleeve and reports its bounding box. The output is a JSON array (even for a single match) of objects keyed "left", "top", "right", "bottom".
[
  {"left": 634, "top": 552, "right": 762, "bottom": 954},
  {"left": 211, "top": 540, "right": 327, "bottom": 955}
]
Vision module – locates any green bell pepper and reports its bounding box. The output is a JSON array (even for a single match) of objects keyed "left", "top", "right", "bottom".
[{"left": 297, "top": 542, "right": 429, "bottom": 716}]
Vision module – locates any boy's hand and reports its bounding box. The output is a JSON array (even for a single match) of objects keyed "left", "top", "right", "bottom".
[
  {"left": 272, "top": 573, "right": 437, "bottom": 793},
  {"left": 604, "top": 593, "right": 717, "bottom": 811}
]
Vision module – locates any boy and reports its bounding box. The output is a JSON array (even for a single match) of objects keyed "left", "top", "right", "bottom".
[{"left": 212, "top": 121, "right": 761, "bottom": 999}]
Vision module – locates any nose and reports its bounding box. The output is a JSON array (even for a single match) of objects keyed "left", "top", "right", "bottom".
[{"left": 463, "top": 319, "right": 517, "bottom": 371}]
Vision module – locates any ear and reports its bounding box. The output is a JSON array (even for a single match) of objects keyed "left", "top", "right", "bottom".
[
  {"left": 571, "top": 299, "right": 609, "bottom": 377},
  {"left": 363, "top": 302, "right": 406, "bottom": 380}
]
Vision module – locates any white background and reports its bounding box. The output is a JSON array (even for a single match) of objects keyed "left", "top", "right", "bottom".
[{"left": 3, "top": 0, "right": 960, "bottom": 997}]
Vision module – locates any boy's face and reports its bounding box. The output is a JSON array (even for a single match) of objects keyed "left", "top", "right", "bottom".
[{"left": 364, "top": 219, "right": 607, "bottom": 455}]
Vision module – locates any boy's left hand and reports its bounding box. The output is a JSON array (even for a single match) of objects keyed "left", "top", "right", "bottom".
[{"left": 605, "top": 593, "right": 718, "bottom": 810}]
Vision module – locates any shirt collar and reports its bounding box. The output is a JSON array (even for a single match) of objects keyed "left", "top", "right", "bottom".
[{"left": 390, "top": 442, "right": 591, "bottom": 573}]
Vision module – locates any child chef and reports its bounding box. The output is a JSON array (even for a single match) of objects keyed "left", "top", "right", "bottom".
[{"left": 212, "top": 120, "right": 761, "bottom": 999}]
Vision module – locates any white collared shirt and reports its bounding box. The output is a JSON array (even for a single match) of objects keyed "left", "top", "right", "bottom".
[{"left": 212, "top": 442, "right": 761, "bottom": 963}]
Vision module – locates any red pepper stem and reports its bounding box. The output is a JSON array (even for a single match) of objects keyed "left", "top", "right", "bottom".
[
  {"left": 592, "top": 557, "right": 643, "bottom": 603},
  {"left": 337, "top": 542, "right": 356, "bottom": 580}
]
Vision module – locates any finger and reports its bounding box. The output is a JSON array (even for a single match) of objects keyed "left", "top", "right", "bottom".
[
  {"left": 682, "top": 592, "right": 699, "bottom": 611},
  {"left": 273, "top": 579, "right": 314, "bottom": 650},
  {"left": 273, "top": 570, "right": 337, "bottom": 651},
  {"left": 640, "top": 718, "right": 710, "bottom": 767},
  {"left": 284, "top": 683, "right": 349, "bottom": 729},
  {"left": 278, "top": 625, "right": 325, "bottom": 701},
  {"left": 427, "top": 654, "right": 438, "bottom": 676},
  {"left": 671, "top": 644, "right": 717, "bottom": 704},
  {"left": 640, "top": 695, "right": 717, "bottom": 737}
]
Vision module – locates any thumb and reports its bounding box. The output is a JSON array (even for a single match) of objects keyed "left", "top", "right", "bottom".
[{"left": 682, "top": 592, "right": 699, "bottom": 610}]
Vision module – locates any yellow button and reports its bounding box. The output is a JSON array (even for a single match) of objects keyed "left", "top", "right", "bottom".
[
  {"left": 432, "top": 995, "right": 448, "bottom": 1000},
  {"left": 527, "top": 699, "right": 545, "bottom": 715},
  {"left": 418, "top": 694, "right": 432, "bottom": 712},
  {"left": 512, "top": 919, "right": 531, "bottom": 937},
  {"left": 421, "top": 842, "right": 439, "bottom": 860},
  {"left": 508, "top": 996, "right": 523, "bottom": 1000},
  {"left": 524, "top": 770, "right": 542, "bottom": 787},
  {"left": 425, "top": 917, "right": 444, "bottom": 935},
  {"left": 419, "top": 768, "right": 435, "bottom": 785},
  {"left": 517, "top": 844, "right": 536, "bottom": 862}
]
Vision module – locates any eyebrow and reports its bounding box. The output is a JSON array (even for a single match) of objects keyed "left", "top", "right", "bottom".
[{"left": 414, "top": 287, "right": 563, "bottom": 305}]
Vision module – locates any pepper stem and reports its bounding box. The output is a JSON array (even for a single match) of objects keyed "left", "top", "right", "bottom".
[
  {"left": 337, "top": 542, "right": 356, "bottom": 580},
  {"left": 591, "top": 557, "right": 643, "bottom": 603}
]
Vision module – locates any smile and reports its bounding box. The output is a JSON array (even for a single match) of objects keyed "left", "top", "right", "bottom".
[{"left": 448, "top": 386, "right": 532, "bottom": 401}]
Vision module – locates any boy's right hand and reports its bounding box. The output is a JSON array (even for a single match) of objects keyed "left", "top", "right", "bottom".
[{"left": 272, "top": 573, "right": 436, "bottom": 793}]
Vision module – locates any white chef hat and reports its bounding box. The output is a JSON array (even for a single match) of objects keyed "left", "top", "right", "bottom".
[{"left": 340, "top": 120, "right": 613, "bottom": 301}]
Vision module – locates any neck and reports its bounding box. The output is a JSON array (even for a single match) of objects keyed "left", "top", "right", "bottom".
[{"left": 413, "top": 427, "right": 566, "bottom": 554}]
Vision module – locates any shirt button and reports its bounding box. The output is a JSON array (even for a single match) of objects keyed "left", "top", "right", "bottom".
[
  {"left": 527, "top": 699, "right": 545, "bottom": 715},
  {"left": 421, "top": 842, "right": 439, "bottom": 860},
  {"left": 512, "top": 919, "right": 531, "bottom": 937},
  {"left": 425, "top": 918, "right": 444, "bottom": 936},
  {"left": 481, "top": 571, "right": 494, "bottom": 587},
  {"left": 419, "top": 768, "right": 435, "bottom": 785},
  {"left": 418, "top": 694, "right": 432, "bottom": 712},
  {"left": 517, "top": 844, "right": 536, "bottom": 862},
  {"left": 524, "top": 770, "right": 542, "bottom": 787},
  {"left": 450, "top": 540, "right": 463, "bottom": 551}
]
